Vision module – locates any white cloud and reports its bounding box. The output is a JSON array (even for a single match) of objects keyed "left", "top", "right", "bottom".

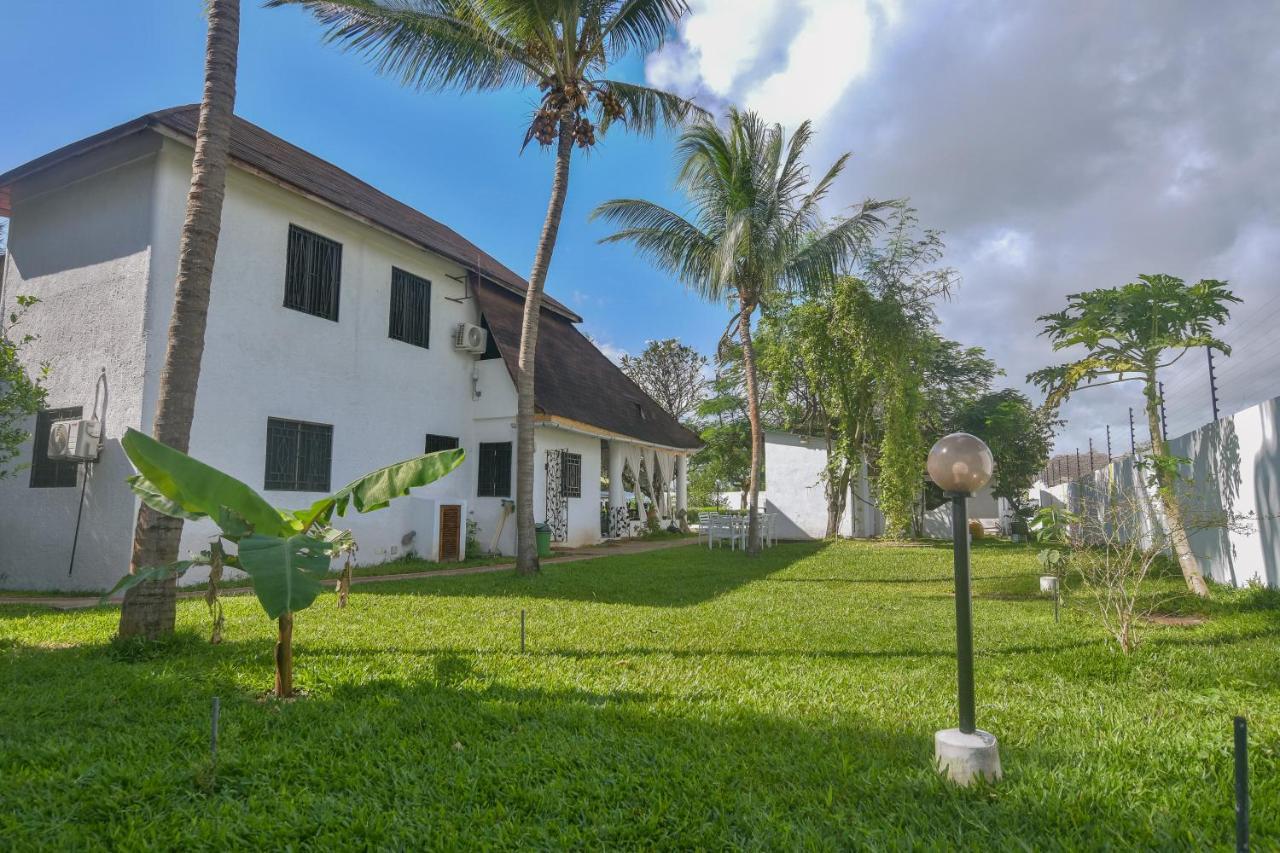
[
  {"left": 584, "top": 332, "right": 628, "bottom": 365},
  {"left": 973, "top": 229, "right": 1033, "bottom": 268},
  {"left": 647, "top": 0, "right": 902, "bottom": 127}
]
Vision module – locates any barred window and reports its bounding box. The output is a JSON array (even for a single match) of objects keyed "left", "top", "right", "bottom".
[
  {"left": 389, "top": 267, "right": 431, "bottom": 348},
  {"left": 265, "top": 417, "right": 333, "bottom": 492},
  {"left": 29, "top": 407, "right": 82, "bottom": 489},
  {"left": 561, "top": 452, "right": 582, "bottom": 498},
  {"left": 284, "top": 225, "right": 342, "bottom": 321},
  {"left": 425, "top": 434, "right": 459, "bottom": 454},
  {"left": 477, "top": 441, "right": 512, "bottom": 498}
]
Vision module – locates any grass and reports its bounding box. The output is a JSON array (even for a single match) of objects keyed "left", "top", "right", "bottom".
[{"left": 1, "top": 540, "right": 1276, "bottom": 849}]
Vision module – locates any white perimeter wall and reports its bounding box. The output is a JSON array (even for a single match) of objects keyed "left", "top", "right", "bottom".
[{"left": 1036, "top": 394, "right": 1280, "bottom": 588}]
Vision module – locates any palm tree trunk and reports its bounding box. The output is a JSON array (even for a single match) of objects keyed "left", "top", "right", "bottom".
[
  {"left": 119, "top": 0, "right": 239, "bottom": 639},
  {"left": 737, "top": 297, "right": 764, "bottom": 555},
  {"left": 515, "top": 114, "right": 576, "bottom": 574},
  {"left": 1143, "top": 389, "right": 1210, "bottom": 597}
]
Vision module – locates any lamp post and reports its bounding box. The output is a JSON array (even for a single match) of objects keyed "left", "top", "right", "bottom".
[{"left": 926, "top": 431, "right": 1002, "bottom": 785}]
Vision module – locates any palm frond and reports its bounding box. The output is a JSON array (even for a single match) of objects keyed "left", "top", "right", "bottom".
[
  {"left": 591, "top": 198, "right": 720, "bottom": 296},
  {"left": 597, "top": 79, "right": 705, "bottom": 134},
  {"left": 602, "top": 0, "right": 688, "bottom": 55},
  {"left": 266, "top": 0, "right": 544, "bottom": 91}
]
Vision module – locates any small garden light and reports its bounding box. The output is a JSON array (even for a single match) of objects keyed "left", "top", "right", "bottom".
[{"left": 927, "top": 432, "right": 1002, "bottom": 785}]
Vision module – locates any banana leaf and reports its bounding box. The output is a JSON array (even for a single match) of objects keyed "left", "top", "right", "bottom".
[
  {"left": 297, "top": 448, "right": 465, "bottom": 529},
  {"left": 123, "top": 428, "right": 296, "bottom": 538},
  {"left": 237, "top": 533, "right": 333, "bottom": 619},
  {"left": 99, "top": 562, "right": 195, "bottom": 603}
]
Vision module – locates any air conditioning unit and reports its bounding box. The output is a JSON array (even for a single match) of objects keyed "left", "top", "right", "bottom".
[
  {"left": 453, "top": 322, "right": 489, "bottom": 355},
  {"left": 48, "top": 418, "right": 101, "bottom": 462}
]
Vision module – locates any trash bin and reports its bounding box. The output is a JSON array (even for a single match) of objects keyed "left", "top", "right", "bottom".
[{"left": 534, "top": 522, "right": 553, "bottom": 558}]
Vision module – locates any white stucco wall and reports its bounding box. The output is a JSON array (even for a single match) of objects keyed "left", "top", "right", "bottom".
[
  {"left": 762, "top": 431, "right": 851, "bottom": 539},
  {"left": 143, "top": 140, "right": 496, "bottom": 576},
  {"left": 534, "top": 425, "right": 603, "bottom": 548},
  {"left": 763, "top": 430, "right": 1002, "bottom": 541},
  {"left": 0, "top": 152, "right": 158, "bottom": 591}
]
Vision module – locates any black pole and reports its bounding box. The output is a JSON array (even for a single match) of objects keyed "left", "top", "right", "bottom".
[
  {"left": 1235, "top": 716, "right": 1249, "bottom": 852},
  {"left": 950, "top": 494, "right": 976, "bottom": 735},
  {"left": 1129, "top": 408, "right": 1137, "bottom": 456},
  {"left": 67, "top": 462, "right": 90, "bottom": 575},
  {"left": 1075, "top": 448, "right": 1082, "bottom": 481},
  {"left": 1159, "top": 382, "right": 1169, "bottom": 441},
  {"left": 1106, "top": 425, "right": 1112, "bottom": 460},
  {"left": 1089, "top": 437, "right": 1094, "bottom": 468},
  {"left": 1208, "top": 346, "right": 1221, "bottom": 423},
  {"left": 520, "top": 609, "right": 526, "bottom": 653}
]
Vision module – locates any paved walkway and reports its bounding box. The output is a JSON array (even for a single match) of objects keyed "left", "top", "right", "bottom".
[{"left": 0, "top": 536, "right": 700, "bottom": 611}]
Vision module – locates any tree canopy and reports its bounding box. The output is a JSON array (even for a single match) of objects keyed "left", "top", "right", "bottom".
[{"left": 620, "top": 338, "right": 707, "bottom": 424}]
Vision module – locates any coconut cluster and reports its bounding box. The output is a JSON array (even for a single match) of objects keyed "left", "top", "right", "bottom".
[{"left": 527, "top": 78, "right": 624, "bottom": 149}]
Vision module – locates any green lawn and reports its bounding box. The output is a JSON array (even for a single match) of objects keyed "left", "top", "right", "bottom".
[{"left": 1, "top": 540, "right": 1276, "bottom": 849}]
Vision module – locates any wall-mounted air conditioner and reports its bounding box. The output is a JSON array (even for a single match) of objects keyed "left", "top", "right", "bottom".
[
  {"left": 453, "top": 322, "right": 489, "bottom": 355},
  {"left": 48, "top": 418, "right": 101, "bottom": 462}
]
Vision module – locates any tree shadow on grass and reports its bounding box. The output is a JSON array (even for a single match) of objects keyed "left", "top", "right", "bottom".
[
  {"left": 0, "top": 639, "right": 1256, "bottom": 850},
  {"left": 357, "top": 540, "right": 833, "bottom": 608}
]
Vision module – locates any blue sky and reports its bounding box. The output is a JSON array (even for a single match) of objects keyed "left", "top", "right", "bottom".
[
  {"left": 4, "top": 1, "right": 1278, "bottom": 454},
  {"left": 0, "top": 1, "right": 723, "bottom": 361}
]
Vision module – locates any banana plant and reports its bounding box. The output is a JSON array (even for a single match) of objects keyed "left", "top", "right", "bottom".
[
  {"left": 106, "top": 427, "right": 464, "bottom": 697},
  {"left": 1030, "top": 505, "right": 1078, "bottom": 579}
]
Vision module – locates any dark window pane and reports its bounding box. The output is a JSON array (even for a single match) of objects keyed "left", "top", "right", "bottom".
[
  {"left": 477, "top": 441, "right": 512, "bottom": 498},
  {"left": 561, "top": 452, "right": 582, "bottom": 498},
  {"left": 29, "top": 407, "right": 83, "bottom": 488},
  {"left": 389, "top": 267, "right": 431, "bottom": 348},
  {"left": 284, "top": 225, "right": 342, "bottom": 321},
  {"left": 425, "top": 434, "right": 459, "bottom": 455},
  {"left": 478, "top": 315, "right": 502, "bottom": 360},
  {"left": 265, "top": 417, "right": 332, "bottom": 492}
]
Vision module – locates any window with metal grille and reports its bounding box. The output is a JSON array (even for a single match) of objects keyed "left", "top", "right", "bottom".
[
  {"left": 389, "top": 267, "right": 431, "bottom": 347},
  {"left": 561, "top": 452, "right": 582, "bottom": 498},
  {"left": 477, "top": 441, "right": 512, "bottom": 497},
  {"left": 264, "top": 417, "right": 333, "bottom": 491},
  {"left": 29, "top": 406, "right": 82, "bottom": 488},
  {"left": 425, "top": 434, "right": 459, "bottom": 454},
  {"left": 284, "top": 224, "right": 342, "bottom": 321}
]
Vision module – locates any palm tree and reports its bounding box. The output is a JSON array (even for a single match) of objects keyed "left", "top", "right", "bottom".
[
  {"left": 269, "top": 0, "right": 702, "bottom": 574},
  {"left": 593, "top": 110, "right": 887, "bottom": 554},
  {"left": 119, "top": 0, "right": 240, "bottom": 639}
]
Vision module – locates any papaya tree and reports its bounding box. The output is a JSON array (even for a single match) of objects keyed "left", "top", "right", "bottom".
[
  {"left": 106, "top": 428, "right": 463, "bottom": 697},
  {"left": 1029, "top": 274, "right": 1240, "bottom": 597}
]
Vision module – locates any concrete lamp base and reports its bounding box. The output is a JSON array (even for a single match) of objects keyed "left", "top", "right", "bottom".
[{"left": 935, "top": 728, "right": 1002, "bottom": 786}]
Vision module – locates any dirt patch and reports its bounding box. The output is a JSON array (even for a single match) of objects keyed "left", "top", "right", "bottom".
[{"left": 1143, "top": 614, "right": 1207, "bottom": 627}]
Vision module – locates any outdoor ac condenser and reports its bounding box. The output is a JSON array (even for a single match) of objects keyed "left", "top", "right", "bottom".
[
  {"left": 453, "top": 322, "right": 489, "bottom": 354},
  {"left": 47, "top": 418, "right": 101, "bottom": 462}
]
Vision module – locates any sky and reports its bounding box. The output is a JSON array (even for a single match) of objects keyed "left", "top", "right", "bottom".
[{"left": 2, "top": 1, "right": 1277, "bottom": 456}]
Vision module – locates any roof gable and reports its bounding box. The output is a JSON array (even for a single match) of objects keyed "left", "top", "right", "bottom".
[{"left": 474, "top": 278, "right": 702, "bottom": 450}]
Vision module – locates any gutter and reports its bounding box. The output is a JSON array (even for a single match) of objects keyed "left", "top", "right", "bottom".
[{"left": 535, "top": 414, "right": 701, "bottom": 455}]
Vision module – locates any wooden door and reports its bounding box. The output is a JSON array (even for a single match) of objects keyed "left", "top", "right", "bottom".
[{"left": 439, "top": 504, "right": 461, "bottom": 562}]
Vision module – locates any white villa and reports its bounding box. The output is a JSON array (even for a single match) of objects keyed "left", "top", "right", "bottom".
[{"left": 0, "top": 106, "right": 700, "bottom": 592}]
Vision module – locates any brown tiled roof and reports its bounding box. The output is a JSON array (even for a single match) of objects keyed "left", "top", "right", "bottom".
[
  {"left": 474, "top": 277, "right": 702, "bottom": 450},
  {"left": 0, "top": 105, "right": 580, "bottom": 320}
]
